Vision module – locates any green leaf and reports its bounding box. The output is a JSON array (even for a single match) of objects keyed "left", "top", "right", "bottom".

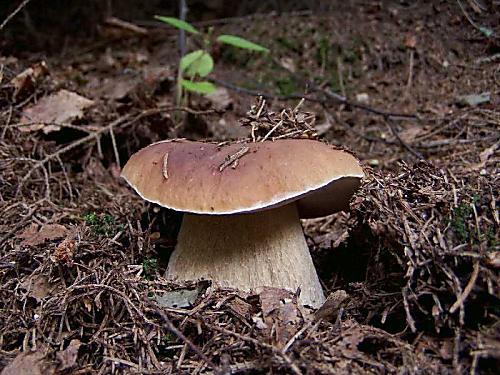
[
  {"left": 181, "top": 80, "right": 216, "bottom": 94},
  {"left": 180, "top": 50, "right": 214, "bottom": 77},
  {"left": 216, "top": 34, "right": 268, "bottom": 52},
  {"left": 154, "top": 15, "right": 199, "bottom": 34}
]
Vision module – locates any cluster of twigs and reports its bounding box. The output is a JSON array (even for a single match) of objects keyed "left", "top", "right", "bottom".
[
  {"left": 356, "top": 160, "right": 499, "bottom": 364},
  {"left": 240, "top": 96, "right": 318, "bottom": 142}
]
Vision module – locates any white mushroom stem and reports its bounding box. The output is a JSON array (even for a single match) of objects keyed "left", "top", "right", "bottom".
[{"left": 166, "top": 203, "right": 325, "bottom": 308}]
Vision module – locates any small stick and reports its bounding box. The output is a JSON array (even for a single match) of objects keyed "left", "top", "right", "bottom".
[
  {"left": 150, "top": 302, "right": 220, "bottom": 373},
  {"left": 162, "top": 152, "right": 169, "bottom": 180},
  {"left": 109, "top": 125, "right": 121, "bottom": 167},
  {"left": 197, "top": 321, "right": 302, "bottom": 375},
  {"left": 293, "top": 98, "right": 305, "bottom": 112},
  {"left": 282, "top": 321, "right": 312, "bottom": 353},
  {"left": 15, "top": 106, "right": 203, "bottom": 194},
  {"left": 104, "top": 17, "right": 147, "bottom": 35},
  {"left": 256, "top": 97, "right": 266, "bottom": 118},
  {"left": 219, "top": 146, "right": 250, "bottom": 172},
  {"left": 0, "top": 0, "right": 31, "bottom": 31},
  {"left": 402, "top": 286, "right": 417, "bottom": 333},
  {"left": 261, "top": 120, "right": 283, "bottom": 142},
  {"left": 55, "top": 154, "right": 73, "bottom": 202},
  {"left": 385, "top": 118, "right": 424, "bottom": 159},
  {"left": 449, "top": 262, "right": 480, "bottom": 314},
  {"left": 406, "top": 50, "right": 414, "bottom": 96},
  {"left": 336, "top": 57, "right": 346, "bottom": 98}
]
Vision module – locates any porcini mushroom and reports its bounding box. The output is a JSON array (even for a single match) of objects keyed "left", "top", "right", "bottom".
[{"left": 122, "top": 139, "right": 364, "bottom": 308}]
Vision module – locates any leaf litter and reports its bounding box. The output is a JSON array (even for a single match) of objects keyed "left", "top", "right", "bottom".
[
  {"left": 0, "top": 1, "right": 499, "bottom": 374},
  {"left": 19, "top": 89, "right": 94, "bottom": 133}
]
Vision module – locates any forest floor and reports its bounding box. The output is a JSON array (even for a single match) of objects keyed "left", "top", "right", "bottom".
[{"left": 0, "top": 1, "right": 499, "bottom": 374}]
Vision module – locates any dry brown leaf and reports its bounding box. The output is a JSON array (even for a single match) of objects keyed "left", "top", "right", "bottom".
[
  {"left": 56, "top": 339, "right": 82, "bottom": 372},
  {"left": 18, "top": 223, "right": 68, "bottom": 247},
  {"left": 486, "top": 251, "right": 500, "bottom": 268},
  {"left": 279, "top": 57, "right": 296, "bottom": 73},
  {"left": 0, "top": 349, "right": 54, "bottom": 375},
  {"left": 19, "top": 89, "right": 94, "bottom": 133},
  {"left": 314, "top": 290, "right": 349, "bottom": 321},
  {"left": 259, "top": 288, "right": 302, "bottom": 347},
  {"left": 226, "top": 296, "right": 253, "bottom": 320},
  {"left": 10, "top": 61, "right": 49, "bottom": 100},
  {"left": 142, "top": 65, "right": 172, "bottom": 86},
  {"left": 20, "top": 273, "right": 53, "bottom": 301},
  {"left": 205, "top": 87, "right": 233, "bottom": 111},
  {"left": 468, "top": 142, "right": 498, "bottom": 171},
  {"left": 98, "top": 78, "right": 139, "bottom": 100},
  {"left": 399, "top": 125, "right": 422, "bottom": 143},
  {"left": 259, "top": 287, "right": 292, "bottom": 316}
]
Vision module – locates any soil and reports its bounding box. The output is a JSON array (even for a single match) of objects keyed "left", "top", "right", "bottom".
[{"left": 0, "top": 1, "right": 499, "bottom": 374}]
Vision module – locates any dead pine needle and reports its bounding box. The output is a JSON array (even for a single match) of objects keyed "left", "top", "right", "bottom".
[
  {"left": 449, "top": 262, "right": 480, "bottom": 314},
  {"left": 162, "top": 152, "right": 169, "bottom": 180},
  {"left": 219, "top": 146, "right": 250, "bottom": 172},
  {"left": 149, "top": 302, "right": 221, "bottom": 374}
]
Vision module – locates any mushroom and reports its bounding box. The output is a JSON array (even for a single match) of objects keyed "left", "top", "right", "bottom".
[{"left": 121, "top": 139, "right": 364, "bottom": 308}]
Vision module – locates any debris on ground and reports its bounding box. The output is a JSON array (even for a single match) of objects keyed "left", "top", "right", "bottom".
[{"left": 0, "top": 1, "right": 498, "bottom": 373}]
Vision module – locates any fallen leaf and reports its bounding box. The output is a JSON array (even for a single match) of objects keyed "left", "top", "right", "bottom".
[
  {"left": 486, "top": 252, "right": 500, "bottom": 268},
  {"left": 279, "top": 57, "right": 296, "bottom": 73},
  {"left": 10, "top": 61, "right": 49, "bottom": 100},
  {"left": 18, "top": 223, "right": 68, "bottom": 247},
  {"left": 20, "top": 273, "right": 54, "bottom": 301},
  {"left": 226, "top": 296, "right": 253, "bottom": 320},
  {"left": 355, "top": 93, "right": 370, "bottom": 103},
  {"left": 259, "top": 287, "right": 292, "bottom": 316},
  {"left": 98, "top": 77, "right": 139, "bottom": 100},
  {"left": 56, "top": 339, "right": 81, "bottom": 372},
  {"left": 315, "top": 290, "right": 349, "bottom": 321},
  {"left": 0, "top": 349, "right": 54, "bottom": 375},
  {"left": 19, "top": 89, "right": 94, "bottom": 133},
  {"left": 205, "top": 87, "right": 233, "bottom": 111},
  {"left": 456, "top": 92, "right": 491, "bottom": 107},
  {"left": 154, "top": 282, "right": 208, "bottom": 309},
  {"left": 468, "top": 142, "right": 498, "bottom": 171},
  {"left": 399, "top": 125, "right": 422, "bottom": 143},
  {"left": 259, "top": 288, "right": 302, "bottom": 347}
]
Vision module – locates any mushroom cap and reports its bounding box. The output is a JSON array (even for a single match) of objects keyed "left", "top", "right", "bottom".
[{"left": 121, "top": 139, "right": 364, "bottom": 218}]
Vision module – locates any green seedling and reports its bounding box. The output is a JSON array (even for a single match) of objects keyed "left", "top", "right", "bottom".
[{"left": 155, "top": 15, "right": 268, "bottom": 103}]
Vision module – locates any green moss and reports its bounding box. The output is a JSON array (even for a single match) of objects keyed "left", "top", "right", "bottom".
[
  {"left": 450, "top": 204, "right": 473, "bottom": 242},
  {"left": 276, "top": 36, "right": 300, "bottom": 53},
  {"left": 83, "top": 212, "right": 117, "bottom": 236},
  {"left": 142, "top": 258, "right": 158, "bottom": 280},
  {"left": 315, "top": 37, "right": 330, "bottom": 67},
  {"left": 276, "top": 76, "right": 299, "bottom": 96}
]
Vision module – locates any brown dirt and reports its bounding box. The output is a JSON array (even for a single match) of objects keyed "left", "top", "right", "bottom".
[{"left": 0, "top": 1, "right": 499, "bottom": 374}]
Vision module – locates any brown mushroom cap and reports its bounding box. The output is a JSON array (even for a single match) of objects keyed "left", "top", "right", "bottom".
[{"left": 121, "top": 139, "right": 364, "bottom": 218}]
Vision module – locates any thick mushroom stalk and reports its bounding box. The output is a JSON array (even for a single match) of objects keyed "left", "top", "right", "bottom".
[{"left": 167, "top": 203, "right": 325, "bottom": 308}]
